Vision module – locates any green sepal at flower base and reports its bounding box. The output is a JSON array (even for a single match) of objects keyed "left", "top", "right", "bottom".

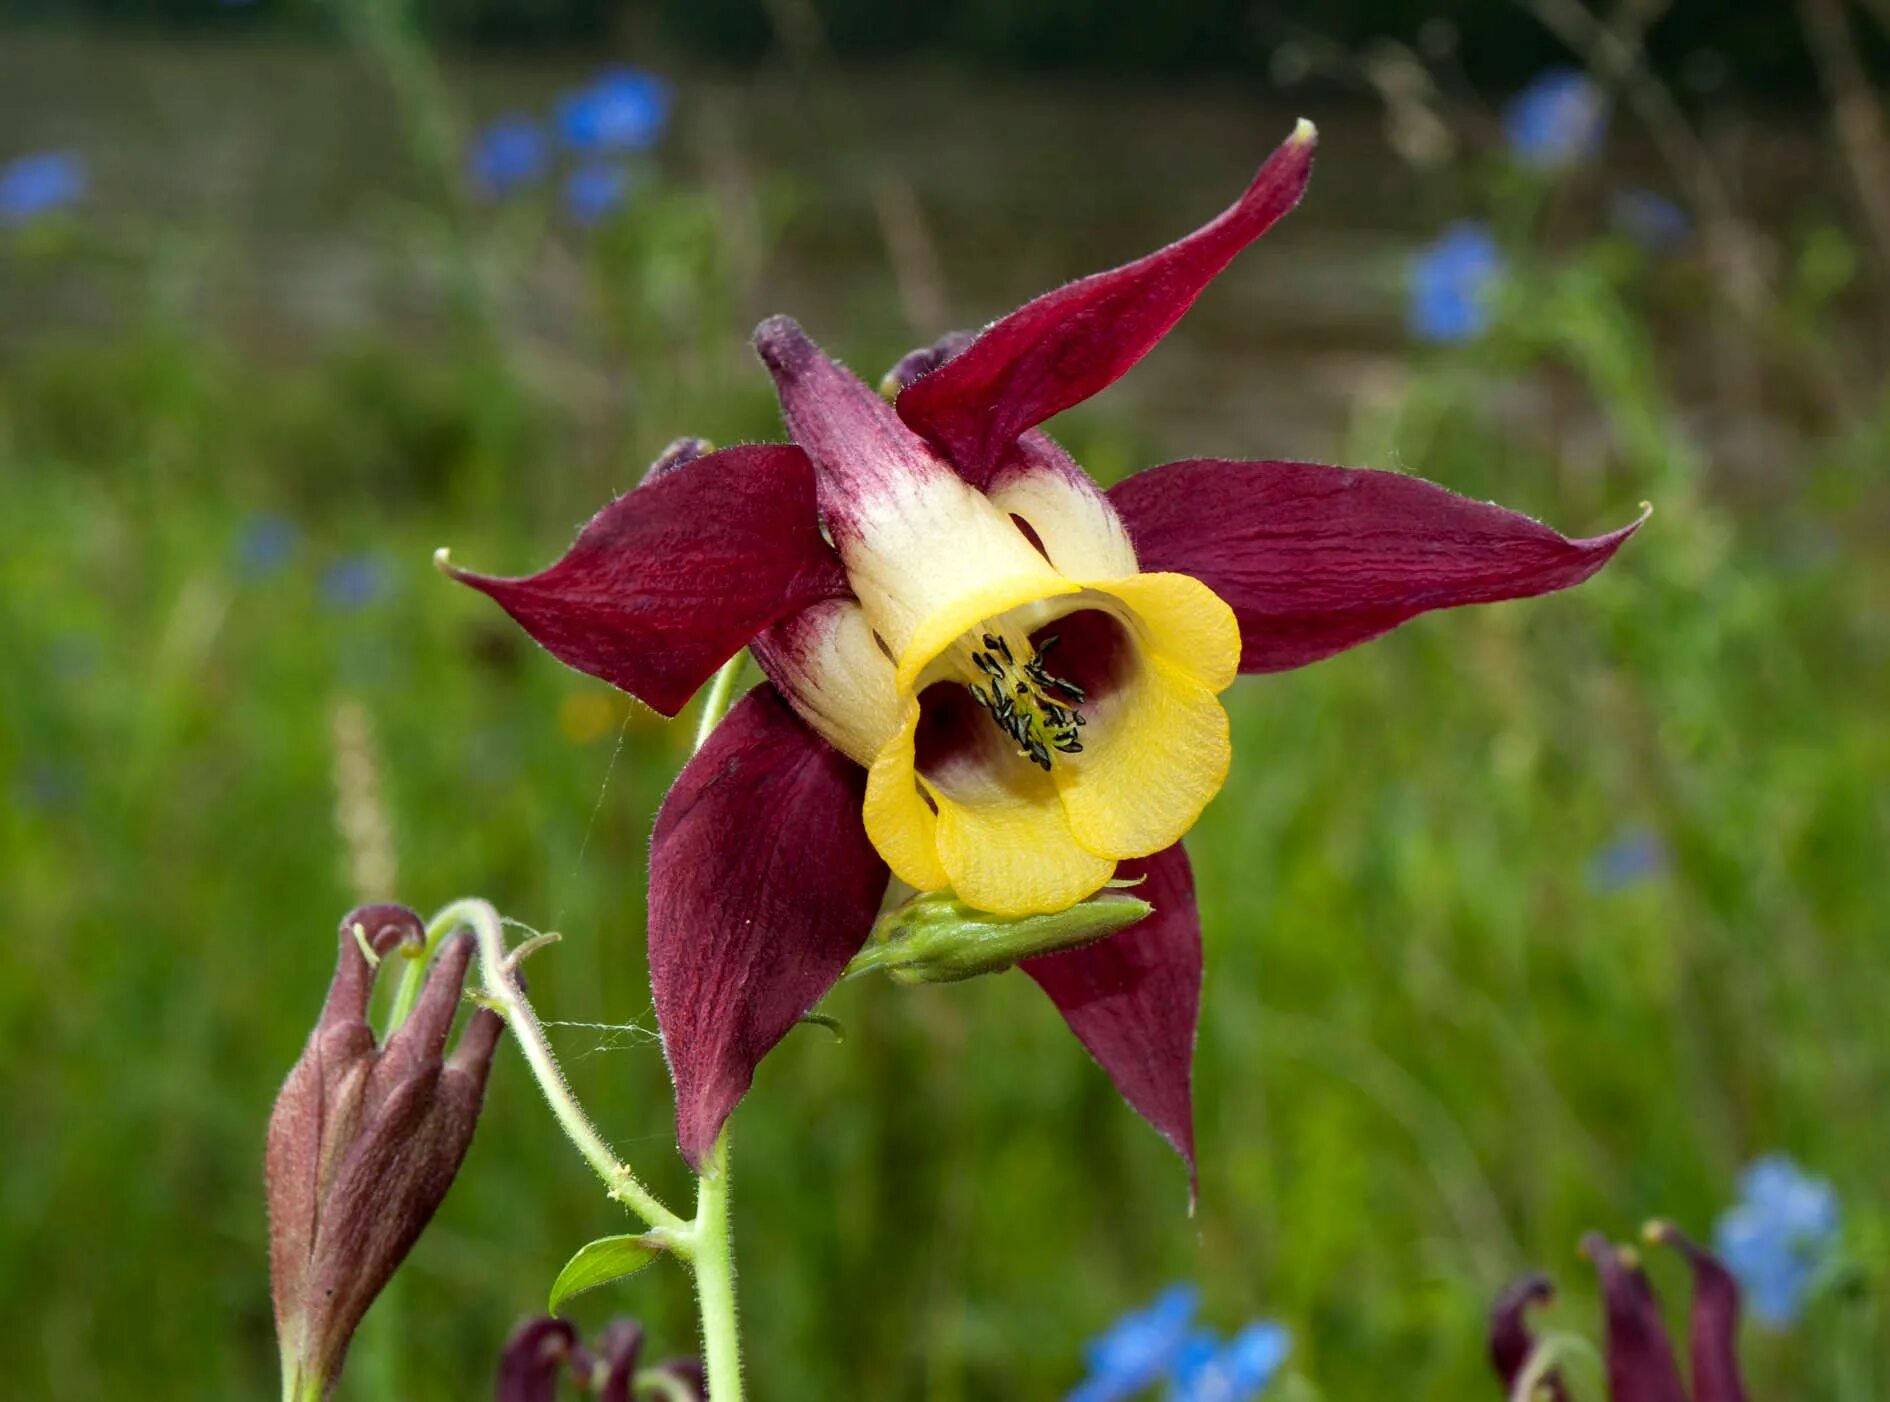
[{"left": 847, "top": 886, "right": 1153, "bottom": 985}]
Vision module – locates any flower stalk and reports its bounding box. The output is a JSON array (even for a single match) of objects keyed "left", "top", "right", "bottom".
[{"left": 441, "top": 653, "right": 753, "bottom": 1399}]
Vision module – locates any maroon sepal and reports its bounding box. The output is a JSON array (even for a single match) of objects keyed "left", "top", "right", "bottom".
[
  {"left": 495, "top": 1317, "right": 580, "bottom": 1402},
  {"left": 1651, "top": 1224, "right": 1751, "bottom": 1402},
  {"left": 1109, "top": 459, "right": 1643, "bottom": 673},
  {"left": 896, "top": 128, "right": 1316, "bottom": 485},
  {"left": 447, "top": 445, "right": 851, "bottom": 717},
  {"left": 649, "top": 685, "right": 889, "bottom": 1167},
  {"left": 1583, "top": 1234, "right": 1689, "bottom": 1402},
  {"left": 1022, "top": 842, "right": 1201, "bottom": 1192},
  {"left": 1489, "top": 1274, "right": 1570, "bottom": 1402}
]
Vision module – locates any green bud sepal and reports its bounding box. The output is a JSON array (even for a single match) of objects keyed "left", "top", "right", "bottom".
[{"left": 845, "top": 885, "right": 1153, "bottom": 985}]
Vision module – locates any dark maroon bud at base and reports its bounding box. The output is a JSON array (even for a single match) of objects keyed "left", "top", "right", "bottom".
[
  {"left": 497, "top": 1318, "right": 581, "bottom": 1402},
  {"left": 1645, "top": 1222, "right": 1751, "bottom": 1402},
  {"left": 267, "top": 904, "right": 504, "bottom": 1402},
  {"left": 1489, "top": 1273, "right": 1570, "bottom": 1402},
  {"left": 879, "top": 330, "right": 975, "bottom": 398},
  {"left": 497, "top": 1316, "right": 702, "bottom": 1401},
  {"left": 642, "top": 437, "right": 715, "bottom": 485}
]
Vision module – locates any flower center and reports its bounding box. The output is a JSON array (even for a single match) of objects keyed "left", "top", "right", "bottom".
[{"left": 963, "top": 630, "right": 1087, "bottom": 771}]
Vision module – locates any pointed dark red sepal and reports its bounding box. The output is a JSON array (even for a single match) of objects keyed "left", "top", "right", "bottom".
[
  {"left": 1109, "top": 459, "right": 1643, "bottom": 673},
  {"left": 1650, "top": 1224, "right": 1751, "bottom": 1402},
  {"left": 1583, "top": 1234, "right": 1689, "bottom": 1402},
  {"left": 1489, "top": 1274, "right": 1571, "bottom": 1402},
  {"left": 648, "top": 685, "right": 889, "bottom": 1168},
  {"left": 897, "top": 126, "right": 1316, "bottom": 485},
  {"left": 1021, "top": 842, "right": 1201, "bottom": 1191},
  {"left": 446, "top": 445, "right": 850, "bottom": 716}
]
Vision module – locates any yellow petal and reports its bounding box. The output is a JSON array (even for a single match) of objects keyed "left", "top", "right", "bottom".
[
  {"left": 929, "top": 771, "right": 1116, "bottom": 918},
  {"left": 1090, "top": 571, "right": 1241, "bottom": 692},
  {"left": 1054, "top": 650, "right": 1231, "bottom": 859},
  {"left": 863, "top": 702, "right": 950, "bottom": 893},
  {"left": 1049, "top": 571, "right": 1239, "bottom": 859}
]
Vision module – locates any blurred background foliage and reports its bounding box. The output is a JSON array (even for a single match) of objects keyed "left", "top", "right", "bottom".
[{"left": 2, "top": 0, "right": 1888, "bottom": 1399}]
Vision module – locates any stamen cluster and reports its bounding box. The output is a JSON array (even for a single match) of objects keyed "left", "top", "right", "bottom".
[{"left": 967, "top": 631, "right": 1088, "bottom": 769}]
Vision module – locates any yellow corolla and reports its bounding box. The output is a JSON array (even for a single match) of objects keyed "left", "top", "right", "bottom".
[{"left": 750, "top": 317, "right": 1238, "bottom": 917}]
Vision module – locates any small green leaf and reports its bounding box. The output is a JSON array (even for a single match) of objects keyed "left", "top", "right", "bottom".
[{"left": 547, "top": 1233, "right": 667, "bottom": 1313}]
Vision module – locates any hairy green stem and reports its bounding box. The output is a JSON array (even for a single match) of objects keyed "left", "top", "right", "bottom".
[
  {"left": 684, "top": 656, "right": 748, "bottom": 1398},
  {"left": 439, "top": 898, "right": 688, "bottom": 1237},
  {"left": 691, "top": 1131, "right": 743, "bottom": 1402},
  {"left": 694, "top": 652, "right": 748, "bottom": 750}
]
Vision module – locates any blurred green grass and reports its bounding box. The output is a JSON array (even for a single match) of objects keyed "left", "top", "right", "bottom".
[{"left": 4, "top": 37, "right": 1890, "bottom": 1401}]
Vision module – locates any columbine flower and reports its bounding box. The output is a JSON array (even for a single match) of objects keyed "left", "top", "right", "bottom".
[
  {"left": 1492, "top": 1225, "right": 1749, "bottom": 1402},
  {"left": 449, "top": 123, "right": 1640, "bottom": 1173},
  {"left": 556, "top": 67, "right": 672, "bottom": 155},
  {"left": 470, "top": 115, "right": 550, "bottom": 199},
  {"left": 1713, "top": 1154, "right": 1840, "bottom": 1326},
  {"left": 496, "top": 1316, "right": 704, "bottom": 1401},
  {"left": 1166, "top": 1321, "right": 1291, "bottom": 1402},
  {"left": 1410, "top": 220, "right": 1505, "bottom": 343},
  {"left": 1504, "top": 68, "right": 1607, "bottom": 170},
  {"left": 267, "top": 905, "right": 503, "bottom": 1401},
  {"left": 1070, "top": 1286, "right": 1202, "bottom": 1402},
  {"left": 0, "top": 151, "right": 87, "bottom": 227}
]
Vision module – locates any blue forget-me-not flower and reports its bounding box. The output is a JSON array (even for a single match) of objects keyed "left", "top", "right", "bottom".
[
  {"left": 322, "top": 556, "right": 392, "bottom": 611},
  {"left": 1069, "top": 1288, "right": 1287, "bottom": 1402},
  {"left": 556, "top": 67, "right": 672, "bottom": 155},
  {"left": 1409, "top": 221, "right": 1504, "bottom": 343},
  {"left": 563, "top": 163, "right": 631, "bottom": 225},
  {"left": 1611, "top": 188, "right": 1692, "bottom": 252},
  {"left": 1505, "top": 68, "right": 1607, "bottom": 169},
  {"left": 1069, "top": 1286, "right": 1201, "bottom": 1402},
  {"left": 0, "top": 151, "right": 87, "bottom": 226},
  {"left": 468, "top": 116, "right": 550, "bottom": 199},
  {"left": 1588, "top": 824, "right": 1669, "bottom": 892},
  {"left": 1714, "top": 1153, "right": 1841, "bottom": 1326},
  {"left": 235, "top": 514, "right": 300, "bottom": 580},
  {"left": 1166, "top": 1322, "right": 1290, "bottom": 1402}
]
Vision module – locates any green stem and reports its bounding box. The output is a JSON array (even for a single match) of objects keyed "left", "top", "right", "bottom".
[
  {"left": 440, "top": 897, "right": 688, "bottom": 1238},
  {"left": 694, "top": 653, "right": 748, "bottom": 750},
  {"left": 687, "top": 655, "right": 748, "bottom": 1398},
  {"left": 691, "top": 1131, "right": 743, "bottom": 1402}
]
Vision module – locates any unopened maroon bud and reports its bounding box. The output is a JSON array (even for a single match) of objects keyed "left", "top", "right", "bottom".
[
  {"left": 646, "top": 1357, "right": 707, "bottom": 1400},
  {"left": 497, "top": 1317, "right": 581, "bottom": 1402},
  {"left": 267, "top": 904, "right": 504, "bottom": 1401},
  {"left": 1645, "top": 1221, "right": 1750, "bottom": 1402},
  {"left": 581, "top": 1319, "right": 644, "bottom": 1402},
  {"left": 1581, "top": 1233, "right": 1689, "bottom": 1402},
  {"left": 642, "top": 437, "right": 715, "bottom": 485},
  {"left": 1488, "top": 1273, "right": 1569, "bottom": 1402},
  {"left": 879, "top": 330, "right": 975, "bottom": 398}
]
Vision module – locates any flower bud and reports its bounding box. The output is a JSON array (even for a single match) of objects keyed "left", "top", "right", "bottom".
[
  {"left": 847, "top": 887, "right": 1154, "bottom": 985},
  {"left": 878, "top": 330, "right": 974, "bottom": 398},
  {"left": 267, "top": 904, "right": 503, "bottom": 1402},
  {"left": 497, "top": 1315, "right": 704, "bottom": 1401}
]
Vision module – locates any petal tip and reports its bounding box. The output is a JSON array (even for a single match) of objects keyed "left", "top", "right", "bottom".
[
  {"left": 432, "top": 545, "right": 456, "bottom": 576},
  {"left": 1291, "top": 116, "right": 1318, "bottom": 146},
  {"left": 752, "top": 314, "right": 813, "bottom": 377}
]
